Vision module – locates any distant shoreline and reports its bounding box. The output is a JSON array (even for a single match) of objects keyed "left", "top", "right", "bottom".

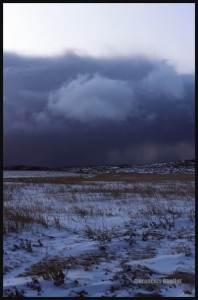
[{"left": 3, "top": 159, "right": 195, "bottom": 171}]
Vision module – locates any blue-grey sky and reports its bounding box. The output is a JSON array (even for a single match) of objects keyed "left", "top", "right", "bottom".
[
  {"left": 3, "top": 3, "right": 195, "bottom": 73},
  {"left": 3, "top": 3, "right": 195, "bottom": 166}
]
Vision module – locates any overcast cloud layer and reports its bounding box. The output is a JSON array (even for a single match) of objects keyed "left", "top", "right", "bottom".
[{"left": 3, "top": 52, "right": 195, "bottom": 166}]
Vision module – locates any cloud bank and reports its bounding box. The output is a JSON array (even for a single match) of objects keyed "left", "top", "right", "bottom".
[{"left": 3, "top": 52, "right": 195, "bottom": 166}]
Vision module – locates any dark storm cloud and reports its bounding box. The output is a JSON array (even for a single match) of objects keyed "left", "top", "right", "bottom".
[{"left": 3, "top": 52, "right": 195, "bottom": 166}]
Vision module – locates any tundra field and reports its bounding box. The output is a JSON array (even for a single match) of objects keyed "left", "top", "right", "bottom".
[{"left": 3, "top": 167, "right": 195, "bottom": 297}]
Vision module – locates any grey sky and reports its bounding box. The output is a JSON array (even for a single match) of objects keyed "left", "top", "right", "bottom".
[
  {"left": 3, "top": 3, "right": 195, "bottom": 166},
  {"left": 3, "top": 3, "right": 195, "bottom": 73}
]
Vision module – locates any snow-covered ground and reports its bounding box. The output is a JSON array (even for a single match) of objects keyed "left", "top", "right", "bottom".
[
  {"left": 3, "top": 171, "right": 195, "bottom": 297},
  {"left": 3, "top": 170, "right": 80, "bottom": 179}
]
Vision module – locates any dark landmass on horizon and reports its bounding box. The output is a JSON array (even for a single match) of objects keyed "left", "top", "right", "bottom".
[{"left": 3, "top": 159, "right": 195, "bottom": 171}]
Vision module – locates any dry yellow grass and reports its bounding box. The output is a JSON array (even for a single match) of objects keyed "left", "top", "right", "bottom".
[{"left": 3, "top": 173, "right": 194, "bottom": 185}]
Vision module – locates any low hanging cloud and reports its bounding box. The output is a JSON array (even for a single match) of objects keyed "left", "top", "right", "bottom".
[
  {"left": 141, "top": 62, "right": 184, "bottom": 100},
  {"left": 3, "top": 52, "right": 195, "bottom": 166},
  {"left": 48, "top": 73, "right": 136, "bottom": 122}
]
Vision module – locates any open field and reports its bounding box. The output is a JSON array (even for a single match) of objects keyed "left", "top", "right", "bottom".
[{"left": 3, "top": 172, "right": 195, "bottom": 297}]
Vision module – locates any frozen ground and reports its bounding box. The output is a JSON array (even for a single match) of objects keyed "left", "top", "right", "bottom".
[
  {"left": 3, "top": 170, "right": 195, "bottom": 297},
  {"left": 3, "top": 170, "right": 80, "bottom": 179},
  {"left": 4, "top": 159, "right": 195, "bottom": 177}
]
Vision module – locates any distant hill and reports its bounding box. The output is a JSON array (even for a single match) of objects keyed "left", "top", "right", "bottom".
[
  {"left": 4, "top": 165, "right": 50, "bottom": 171},
  {"left": 3, "top": 159, "right": 195, "bottom": 174}
]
